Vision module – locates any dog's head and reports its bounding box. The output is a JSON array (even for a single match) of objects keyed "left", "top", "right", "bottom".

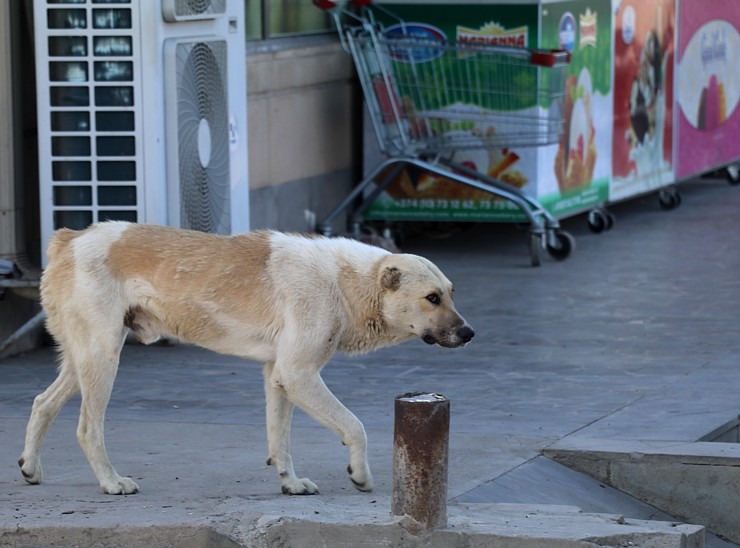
[{"left": 378, "top": 254, "right": 474, "bottom": 348}]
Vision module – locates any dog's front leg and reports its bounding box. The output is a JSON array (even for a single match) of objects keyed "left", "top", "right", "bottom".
[
  {"left": 263, "top": 362, "right": 319, "bottom": 495},
  {"left": 271, "top": 363, "right": 374, "bottom": 493}
]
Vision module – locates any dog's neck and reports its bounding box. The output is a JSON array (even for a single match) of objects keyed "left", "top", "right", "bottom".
[{"left": 335, "top": 260, "right": 400, "bottom": 355}]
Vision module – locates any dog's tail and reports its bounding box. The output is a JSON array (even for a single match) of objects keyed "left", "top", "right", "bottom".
[
  {"left": 46, "top": 228, "right": 79, "bottom": 265},
  {"left": 41, "top": 228, "right": 84, "bottom": 340}
]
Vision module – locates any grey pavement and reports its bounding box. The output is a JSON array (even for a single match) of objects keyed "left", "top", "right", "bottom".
[{"left": 2, "top": 178, "right": 740, "bottom": 546}]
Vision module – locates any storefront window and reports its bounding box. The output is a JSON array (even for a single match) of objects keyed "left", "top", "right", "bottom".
[{"left": 246, "top": 0, "right": 332, "bottom": 40}]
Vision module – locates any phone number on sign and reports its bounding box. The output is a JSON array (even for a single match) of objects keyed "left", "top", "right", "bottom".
[{"left": 396, "top": 198, "right": 518, "bottom": 211}]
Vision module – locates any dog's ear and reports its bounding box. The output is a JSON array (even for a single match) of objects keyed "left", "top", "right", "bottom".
[{"left": 381, "top": 266, "right": 402, "bottom": 291}]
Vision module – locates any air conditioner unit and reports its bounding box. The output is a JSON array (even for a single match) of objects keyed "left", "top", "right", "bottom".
[{"left": 34, "top": 0, "right": 249, "bottom": 266}]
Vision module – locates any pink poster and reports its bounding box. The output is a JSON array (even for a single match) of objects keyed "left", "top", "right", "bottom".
[{"left": 676, "top": 0, "right": 740, "bottom": 179}]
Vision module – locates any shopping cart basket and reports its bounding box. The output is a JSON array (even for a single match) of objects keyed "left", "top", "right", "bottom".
[{"left": 314, "top": 0, "right": 574, "bottom": 266}]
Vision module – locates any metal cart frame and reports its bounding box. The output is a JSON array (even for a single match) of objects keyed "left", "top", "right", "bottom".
[{"left": 314, "top": 0, "right": 575, "bottom": 266}]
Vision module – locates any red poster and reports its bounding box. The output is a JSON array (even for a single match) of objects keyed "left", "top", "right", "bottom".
[
  {"left": 611, "top": 0, "right": 675, "bottom": 201},
  {"left": 676, "top": 0, "right": 740, "bottom": 179}
]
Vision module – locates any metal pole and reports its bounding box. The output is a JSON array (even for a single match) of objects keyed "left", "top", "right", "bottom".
[
  {"left": 0, "top": 310, "right": 45, "bottom": 357},
  {"left": 392, "top": 392, "right": 450, "bottom": 529}
]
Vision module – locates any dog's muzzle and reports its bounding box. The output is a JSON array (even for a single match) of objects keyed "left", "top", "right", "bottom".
[{"left": 423, "top": 324, "right": 475, "bottom": 347}]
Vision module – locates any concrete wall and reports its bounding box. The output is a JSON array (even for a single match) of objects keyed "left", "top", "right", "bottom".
[
  {"left": 0, "top": 1, "right": 43, "bottom": 358},
  {"left": 0, "top": 1, "right": 19, "bottom": 258},
  {"left": 245, "top": 38, "right": 361, "bottom": 233}
]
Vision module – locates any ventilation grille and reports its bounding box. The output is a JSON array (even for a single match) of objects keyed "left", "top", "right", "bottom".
[
  {"left": 173, "top": 39, "right": 230, "bottom": 234},
  {"left": 162, "top": 0, "right": 226, "bottom": 22}
]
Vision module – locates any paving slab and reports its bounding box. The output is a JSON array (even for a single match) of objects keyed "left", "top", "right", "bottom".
[{"left": 2, "top": 178, "right": 740, "bottom": 546}]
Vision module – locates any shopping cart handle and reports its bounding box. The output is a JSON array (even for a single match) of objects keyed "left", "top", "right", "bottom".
[
  {"left": 313, "top": 0, "right": 372, "bottom": 9},
  {"left": 530, "top": 49, "right": 571, "bottom": 67},
  {"left": 552, "top": 49, "right": 572, "bottom": 64},
  {"left": 313, "top": 0, "right": 337, "bottom": 10}
]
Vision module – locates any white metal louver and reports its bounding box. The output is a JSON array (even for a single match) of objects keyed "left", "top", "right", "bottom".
[
  {"left": 34, "top": 0, "right": 249, "bottom": 266},
  {"left": 165, "top": 39, "right": 231, "bottom": 234},
  {"left": 162, "top": 0, "right": 226, "bottom": 23}
]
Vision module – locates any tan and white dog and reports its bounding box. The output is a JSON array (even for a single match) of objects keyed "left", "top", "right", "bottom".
[{"left": 19, "top": 222, "right": 473, "bottom": 495}]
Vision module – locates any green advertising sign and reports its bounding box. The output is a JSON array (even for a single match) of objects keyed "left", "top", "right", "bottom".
[
  {"left": 538, "top": 0, "right": 612, "bottom": 217},
  {"left": 365, "top": 2, "right": 546, "bottom": 223}
]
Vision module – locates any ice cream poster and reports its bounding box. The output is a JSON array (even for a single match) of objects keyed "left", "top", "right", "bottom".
[
  {"left": 676, "top": 0, "right": 740, "bottom": 179},
  {"left": 611, "top": 0, "right": 675, "bottom": 202},
  {"left": 539, "top": 0, "right": 612, "bottom": 217}
]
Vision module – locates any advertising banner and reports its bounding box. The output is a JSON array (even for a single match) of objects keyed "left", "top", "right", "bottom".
[
  {"left": 676, "top": 0, "right": 740, "bottom": 179},
  {"left": 611, "top": 0, "right": 675, "bottom": 201},
  {"left": 539, "top": 0, "right": 612, "bottom": 217},
  {"left": 364, "top": 2, "right": 543, "bottom": 223}
]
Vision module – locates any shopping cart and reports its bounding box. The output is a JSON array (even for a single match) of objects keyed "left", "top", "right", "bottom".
[{"left": 314, "top": 0, "right": 574, "bottom": 266}]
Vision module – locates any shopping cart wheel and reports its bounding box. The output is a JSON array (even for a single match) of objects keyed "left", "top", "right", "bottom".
[
  {"left": 725, "top": 164, "right": 740, "bottom": 186},
  {"left": 658, "top": 187, "right": 682, "bottom": 210},
  {"left": 587, "top": 208, "right": 614, "bottom": 233},
  {"left": 546, "top": 231, "right": 575, "bottom": 261},
  {"left": 529, "top": 234, "right": 542, "bottom": 267}
]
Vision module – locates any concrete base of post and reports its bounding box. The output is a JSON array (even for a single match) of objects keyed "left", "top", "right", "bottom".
[{"left": 391, "top": 392, "right": 450, "bottom": 530}]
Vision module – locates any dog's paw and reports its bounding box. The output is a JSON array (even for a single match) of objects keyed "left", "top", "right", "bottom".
[
  {"left": 101, "top": 476, "right": 139, "bottom": 495},
  {"left": 18, "top": 456, "right": 43, "bottom": 485},
  {"left": 347, "top": 464, "right": 374, "bottom": 492},
  {"left": 281, "top": 477, "right": 319, "bottom": 495}
]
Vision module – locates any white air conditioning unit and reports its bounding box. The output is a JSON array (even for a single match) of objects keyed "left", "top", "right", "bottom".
[{"left": 34, "top": 0, "right": 249, "bottom": 266}]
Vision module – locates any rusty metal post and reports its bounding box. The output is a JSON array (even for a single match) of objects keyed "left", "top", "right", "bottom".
[{"left": 392, "top": 392, "right": 450, "bottom": 529}]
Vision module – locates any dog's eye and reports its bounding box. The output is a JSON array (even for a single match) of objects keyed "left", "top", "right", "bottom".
[{"left": 426, "top": 293, "right": 441, "bottom": 305}]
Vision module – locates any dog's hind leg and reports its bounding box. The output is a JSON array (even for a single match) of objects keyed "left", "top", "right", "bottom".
[
  {"left": 263, "top": 362, "right": 319, "bottom": 495},
  {"left": 75, "top": 331, "right": 139, "bottom": 495},
  {"left": 19, "top": 359, "right": 80, "bottom": 484}
]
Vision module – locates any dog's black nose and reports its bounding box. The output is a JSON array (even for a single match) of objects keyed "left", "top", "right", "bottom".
[{"left": 458, "top": 325, "right": 474, "bottom": 343}]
